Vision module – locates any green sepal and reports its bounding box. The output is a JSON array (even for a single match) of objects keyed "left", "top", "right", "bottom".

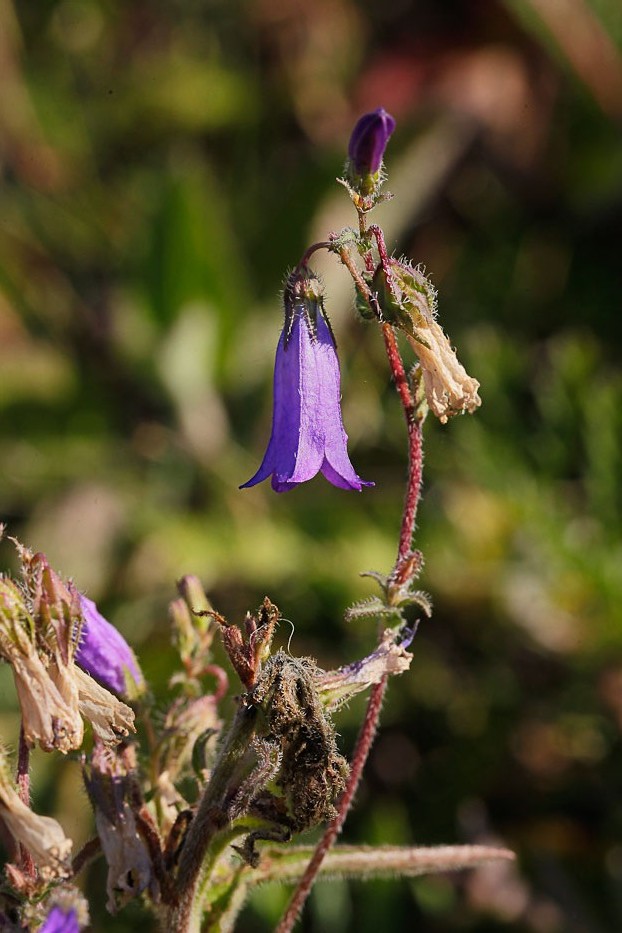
[{"left": 371, "top": 265, "right": 414, "bottom": 333}]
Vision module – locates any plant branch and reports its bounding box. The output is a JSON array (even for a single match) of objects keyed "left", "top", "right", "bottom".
[
  {"left": 296, "top": 241, "right": 331, "bottom": 272},
  {"left": 276, "top": 315, "right": 426, "bottom": 931},
  {"left": 168, "top": 702, "right": 258, "bottom": 932},
  {"left": 275, "top": 676, "right": 388, "bottom": 933},
  {"left": 16, "top": 725, "right": 35, "bottom": 880},
  {"left": 259, "top": 843, "right": 516, "bottom": 885}
]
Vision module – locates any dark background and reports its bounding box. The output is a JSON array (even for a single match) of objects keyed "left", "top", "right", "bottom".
[{"left": 1, "top": 1, "right": 622, "bottom": 930}]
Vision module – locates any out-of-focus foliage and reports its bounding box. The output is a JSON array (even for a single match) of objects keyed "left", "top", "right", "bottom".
[{"left": 1, "top": 0, "right": 621, "bottom": 930}]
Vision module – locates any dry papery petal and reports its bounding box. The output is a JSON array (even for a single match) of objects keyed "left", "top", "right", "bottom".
[
  {"left": 74, "top": 667, "right": 135, "bottom": 745},
  {"left": 407, "top": 328, "right": 481, "bottom": 424},
  {"left": 315, "top": 629, "right": 412, "bottom": 711},
  {"left": 85, "top": 743, "right": 159, "bottom": 913},
  {"left": 0, "top": 768, "right": 71, "bottom": 877},
  {"left": 95, "top": 803, "right": 158, "bottom": 913},
  {"left": 13, "top": 653, "right": 83, "bottom": 753},
  {"left": 0, "top": 577, "right": 84, "bottom": 752},
  {"left": 391, "top": 262, "right": 481, "bottom": 423}
]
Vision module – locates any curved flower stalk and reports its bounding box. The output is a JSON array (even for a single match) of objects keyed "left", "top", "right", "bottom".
[{"left": 242, "top": 268, "right": 372, "bottom": 492}]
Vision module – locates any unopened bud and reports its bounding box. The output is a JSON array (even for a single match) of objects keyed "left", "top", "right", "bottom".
[{"left": 347, "top": 107, "right": 396, "bottom": 196}]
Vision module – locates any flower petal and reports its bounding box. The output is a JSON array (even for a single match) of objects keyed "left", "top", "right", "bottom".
[
  {"left": 314, "top": 313, "right": 372, "bottom": 491},
  {"left": 240, "top": 324, "right": 303, "bottom": 489},
  {"left": 283, "top": 311, "right": 329, "bottom": 485},
  {"left": 75, "top": 595, "right": 144, "bottom": 698}
]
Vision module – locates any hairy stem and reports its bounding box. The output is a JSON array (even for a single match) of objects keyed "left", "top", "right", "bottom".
[
  {"left": 275, "top": 676, "right": 388, "bottom": 933},
  {"left": 276, "top": 321, "right": 425, "bottom": 931},
  {"left": 381, "top": 324, "right": 424, "bottom": 566},
  {"left": 16, "top": 726, "right": 29, "bottom": 809},
  {"left": 169, "top": 703, "right": 258, "bottom": 933},
  {"left": 16, "top": 725, "right": 35, "bottom": 879},
  {"left": 296, "top": 241, "right": 331, "bottom": 272}
]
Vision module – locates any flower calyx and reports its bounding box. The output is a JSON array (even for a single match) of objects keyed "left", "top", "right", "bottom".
[{"left": 219, "top": 597, "right": 280, "bottom": 690}]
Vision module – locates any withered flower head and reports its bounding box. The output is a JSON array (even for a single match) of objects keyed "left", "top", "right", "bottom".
[
  {"left": 0, "top": 746, "right": 72, "bottom": 878},
  {"left": 251, "top": 652, "right": 349, "bottom": 834},
  {"left": 0, "top": 541, "right": 137, "bottom": 752},
  {"left": 83, "top": 743, "right": 159, "bottom": 913},
  {"left": 0, "top": 576, "right": 83, "bottom": 753},
  {"left": 74, "top": 667, "right": 135, "bottom": 746},
  {"left": 377, "top": 261, "right": 481, "bottom": 423}
]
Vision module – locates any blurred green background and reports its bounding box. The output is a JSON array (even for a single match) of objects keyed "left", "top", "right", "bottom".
[{"left": 1, "top": 0, "right": 622, "bottom": 930}]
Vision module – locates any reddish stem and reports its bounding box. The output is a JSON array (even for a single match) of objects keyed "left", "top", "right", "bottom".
[
  {"left": 296, "top": 241, "right": 331, "bottom": 272},
  {"left": 277, "top": 323, "right": 425, "bottom": 932},
  {"left": 16, "top": 727, "right": 29, "bottom": 808},
  {"left": 381, "top": 324, "right": 424, "bottom": 565},
  {"left": 16, "top": 726, "right": 35, "bottom": 880},
  {"left": 275, "top": 677, "right": 388, "bottom": 933}
]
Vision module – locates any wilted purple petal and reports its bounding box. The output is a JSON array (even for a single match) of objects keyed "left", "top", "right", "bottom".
[
  {"left": 40, "top": 907, "right": 79, "bottom": 933},
  {"left": 348, "top": 107, "right": 396, "bottom": 175},
  {"left": 241, "top": 270, "right": 372, "bottom": 493},
  {"left": 76, "top": 595, "right": 144, "bottom": 698}
]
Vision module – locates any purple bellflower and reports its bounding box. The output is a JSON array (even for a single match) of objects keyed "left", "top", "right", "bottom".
[
  {"left": 40, "top": 907, "right": 79, "bottom": 933},
  {"left": 348, "top": 107, "right": 396, "bottom": 176},
  {"left": 241, "top": 269, "right": 372, "bottom": 493},
  {"left": 75, "top": 594, "right": 144, "bottom": 698}
]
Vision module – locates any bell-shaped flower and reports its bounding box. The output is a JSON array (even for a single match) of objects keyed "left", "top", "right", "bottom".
[
  {"left": 75, "top": 594, "right": 144, "bottom": 698},
  {"left": 242, "top": 269, "right": 372, "bottom": 493}
]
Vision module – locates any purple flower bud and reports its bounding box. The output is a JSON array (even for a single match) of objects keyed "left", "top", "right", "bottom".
[
  {"left": 348, "top": 107, "right": 396, "bottom": 175},
  {"left": 75, "top": 595, "right": 144, "bottom": 698},
  {"left": 241, "top": 270, "right": 372, "bottom": 493},
  {"left": 40, "top": 907, "right": 79, "bottom": 933}
]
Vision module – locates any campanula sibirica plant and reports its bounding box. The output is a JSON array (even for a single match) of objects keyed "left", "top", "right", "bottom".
[{"left": 0, "top": 111, "right": 507, "bottom": 933}]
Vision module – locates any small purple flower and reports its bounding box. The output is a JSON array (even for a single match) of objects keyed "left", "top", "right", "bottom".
[
  {"left": 241, "top": 270, "right": 372, "bottom": 493},
  {"left": 40, "top": 907, "right": 79, "bottom": 933},
  {"left": 76, "top": 594, "right": 144, "bottom": 698},
  {"left": 348, "top": 107, "right": 396, "bottom": 175}
]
